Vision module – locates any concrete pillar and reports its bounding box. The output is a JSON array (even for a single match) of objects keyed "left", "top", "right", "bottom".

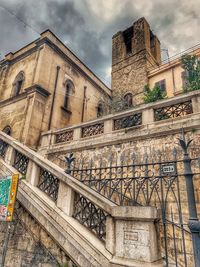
[
  {"left": 104, "top": 119, "right": 113, "bottom": 133},
  {"left": 73, "top": 127, "right": 81, "bottom": 140},
  {"left": 106, "top": 216, "right": 115, "bottom": 254},
  {"left": 26, "top": 161, "right": 40, "bottom": 186},
  {"left": 142, "top": 108, "right": 154, "bottom": 124},
  {"left": 192, "top": 95, "right": 200, "bottom": 113},
  {"left": 57, "top": 181, "right": 75, "bottom": 216},
  {"left": 5, "top": 146, "right": 16, "bottom": 166},
  {"left": 50, "top": 134, "right": 56, "bottom": 145},
  {"left": 110, "top": 206, "right": 163, "bottom": 265}
]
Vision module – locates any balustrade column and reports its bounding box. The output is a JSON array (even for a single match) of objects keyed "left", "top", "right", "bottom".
[
  {"left": 40, "top": 133, "right": 55, "bottom": 147},
  {"left": 192, "top": 95, "right": 200, "bottom": 113},
  {"left": 26, "top": 161, "right": 40, "bottom": 186},
  {"left": 5, "top": 146, "right": 15, "bottom": 166},
  {"left": 104, "top": 119, "right": 113, "bottom": 133},
  {"left": 73, "top": 127, "right": 81, "bottom": 140},
  {"left": 105, "top": 216, "right": 115, "bottom": 254},
  {"left": 57, "top": 181, "right": 75, "bottom": 216},
  {"left": 142, "top": 108, "right": 154, "bottom": 124}
]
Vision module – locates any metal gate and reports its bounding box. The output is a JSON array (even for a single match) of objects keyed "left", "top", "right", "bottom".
[{"left": 63, "top": 132, "right": 200, "bottom": 267}]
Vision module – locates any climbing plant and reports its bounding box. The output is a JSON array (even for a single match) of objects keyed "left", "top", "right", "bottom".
[
  {"left": 181, "top": 54, "right": 200, "bottom": 92},
  {"left": 143, "top": 84, "right": 166, "bottom": 104}
]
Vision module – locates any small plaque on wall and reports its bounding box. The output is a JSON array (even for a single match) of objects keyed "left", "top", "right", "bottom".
[{"left": 124, "top": 231, "right": 138, "bottom": 244}]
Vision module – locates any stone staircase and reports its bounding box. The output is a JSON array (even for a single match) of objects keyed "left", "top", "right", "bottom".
[{"left": 0, "top": 131, "right": 164, "bottom": 267}]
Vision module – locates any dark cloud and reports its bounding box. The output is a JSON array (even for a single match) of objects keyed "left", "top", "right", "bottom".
[{"left": 0, "top": 0, "right": 200, "bottom": 86}]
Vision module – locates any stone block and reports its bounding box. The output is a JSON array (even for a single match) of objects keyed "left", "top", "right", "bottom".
[{"left": 115, "top": 219, "right": 160, "bottom": 262}]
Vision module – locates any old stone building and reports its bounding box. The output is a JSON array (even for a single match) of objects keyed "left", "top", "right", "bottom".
[
  {"left": 0, "top": 17, "right": 200, "bottom": 267},
  {"left": 0, "top": 17, "right": 199, "bottom": 149},
  {"left": 112, "top": 17, "right": 200, "bottom": 105},
  {"left": 0, "top": 30, "right": 111, "bottom": 149}
]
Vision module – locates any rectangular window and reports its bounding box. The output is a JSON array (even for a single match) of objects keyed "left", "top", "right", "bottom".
[{"left": 155, "top": 79, "right": 166, "bottom": 93}]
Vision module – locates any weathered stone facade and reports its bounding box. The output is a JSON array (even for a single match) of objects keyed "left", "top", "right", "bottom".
[
  {"left": 0, "top": 30, "right": 111, "bottom": 150},
  {"left": 0, "top": 203, "right": 76, "bottom": 267},
  {"left": 1, "top": 16, "right": 200, "bottom": 267},
  {"left": 112, "top": 17, "right": 161, "bottom": 104}
]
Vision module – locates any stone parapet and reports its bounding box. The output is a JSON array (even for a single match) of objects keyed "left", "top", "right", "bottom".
[
  {"left": 39, "top": 90, "right": 200, "bottom": 154},
  {"left": 0, "top": 131, "right": 163, "bottom": 267}
]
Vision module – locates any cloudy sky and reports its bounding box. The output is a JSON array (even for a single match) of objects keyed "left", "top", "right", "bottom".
[{"left": 0, "top": 0, "right": 199, "bottom": 86}]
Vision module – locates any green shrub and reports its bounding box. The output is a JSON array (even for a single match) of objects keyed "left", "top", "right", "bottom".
[
  {"left": 143, "top": 85, "right": 166, "bottom": 104},
  {"left": 181, "top": 54, "right": 200, "bottom": 92}
]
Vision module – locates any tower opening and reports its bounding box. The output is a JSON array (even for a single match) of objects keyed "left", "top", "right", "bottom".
[{"left": 123, "top": 26, "right": 133, "bottom": 54}]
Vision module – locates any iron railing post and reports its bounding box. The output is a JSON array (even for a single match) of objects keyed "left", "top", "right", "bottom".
[
  {"left": 65, "top": 153, "right": 75, "bottom": 174},
  {"left": 179, "top": 131, "right": 200, "bottom": 267}
]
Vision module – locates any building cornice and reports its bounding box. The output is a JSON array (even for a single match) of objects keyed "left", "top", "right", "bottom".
[{"left": 0, "top": 31, "right": 111, "bottom": 97}]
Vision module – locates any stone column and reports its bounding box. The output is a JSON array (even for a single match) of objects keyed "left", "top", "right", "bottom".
[
  {"left": 73, "top": 127, "right": 81, "bottom": 140},
  {"left": 192, "top": 95, "right": 200, "bottom": 113},
  {"left": 26, "top": 161, "right": 40, "bottom": 186},
  {"left": 108, "top": 206, "right": 163, "bottom": 266},
  {"left": 57, "top": 181, "right": 75, "bottom": 216},
  {"left": 5, "top": 146, "right": 16, "bottom": 166},
  {"left": 104, "top": 119, "right": 113, "bottom": 134},
  {"left": 142, "top": 108, "right": 154, "bottom": 125},
  {"left": 106, "top": 216, "right": 115, "bottom": 254}
]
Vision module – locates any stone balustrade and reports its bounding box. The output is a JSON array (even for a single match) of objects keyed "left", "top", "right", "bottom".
[
  {"left": 0, "top": 131, "right": 163, "bottom": 267},
  {"left": 40, "top": 90, "right": 200, "bottom": 148}
]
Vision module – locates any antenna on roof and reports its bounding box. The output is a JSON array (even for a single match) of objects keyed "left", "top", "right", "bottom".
[{"left": 161, "top": 48, "right": 170, "bottom": 63}]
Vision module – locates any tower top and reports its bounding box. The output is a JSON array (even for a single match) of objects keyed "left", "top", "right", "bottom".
[
  {"left": 112, "top": 17, "right": 161, "bottom": 66},
  {"left": 111, "top": 17, "right": 161, "bottom": 104}
]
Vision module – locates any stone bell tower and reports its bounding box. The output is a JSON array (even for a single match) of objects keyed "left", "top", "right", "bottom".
[{"left": 111, "top": 17, "right": 161, "bottom": 104}]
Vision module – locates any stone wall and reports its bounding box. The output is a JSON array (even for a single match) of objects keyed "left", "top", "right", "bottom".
[
  {"left": 0, "top": 203, "right": 76, "bottom": 267},
  {"left": 46, "top": 130, "right": 199, "bottom": 267},
  {"left": 0, "top": 97, "right": 27, "bottom": 141},
  {"left": 111, "top": 17, "right": 161, "bottom": 104},
  {"left": 0, "top": 29, "right": 111, "bottom": 149}
]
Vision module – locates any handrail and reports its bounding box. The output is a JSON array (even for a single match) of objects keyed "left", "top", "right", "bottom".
[{"left": 0, "top": 131, "right": 116, "bottom": 214}]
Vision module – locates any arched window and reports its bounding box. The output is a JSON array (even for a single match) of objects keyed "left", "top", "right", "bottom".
[
  {"left": 124, "top": 93, "right": 133, "bottom": 108},
  {"left": 2, "top": 126, "right": 11, "bottom": 136},
  {"left": 97, "top": 103, "right": 104, "bottom": 117},
  {"left": 64, "top": 81, "right": 74, "bottom": 110},
  {"left": 12, "top": 71, "right": 25, "bottom": 97}
]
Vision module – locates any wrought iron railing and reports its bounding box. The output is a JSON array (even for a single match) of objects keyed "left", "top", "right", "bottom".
[
  {"left": 113, "top": 113, "right": 142, "bottom": 130},
  {"left": 66, "top": 145, "right": 198, "bottom": 267},
  {"left": 154, "top": 100, "right": 193, "bottom": 121},
  {"left": 38, "top": 168, "right": 59, "bottom": 201},
  {"left": 13, "top": 150, "right": 29, "bottom": 175},
  {"left": 73, "top": 193, "right": 107, "bottom": 240},
  {"left": 82, "top": 123, "right": 104, "bottom": 138},
  {"left": 0, "top": 139, "right": 8, "bottom": 158},
  {"left": 55, "top": 130, "right": 74, "bottom": 143}
]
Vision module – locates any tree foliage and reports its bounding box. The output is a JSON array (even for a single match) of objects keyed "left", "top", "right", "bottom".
[
  {"left": 181, "top": 54, "right": 200, "bottom": 92},
  {"left": 143, "top": 85, "right": 166, "bottom": 104}
]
